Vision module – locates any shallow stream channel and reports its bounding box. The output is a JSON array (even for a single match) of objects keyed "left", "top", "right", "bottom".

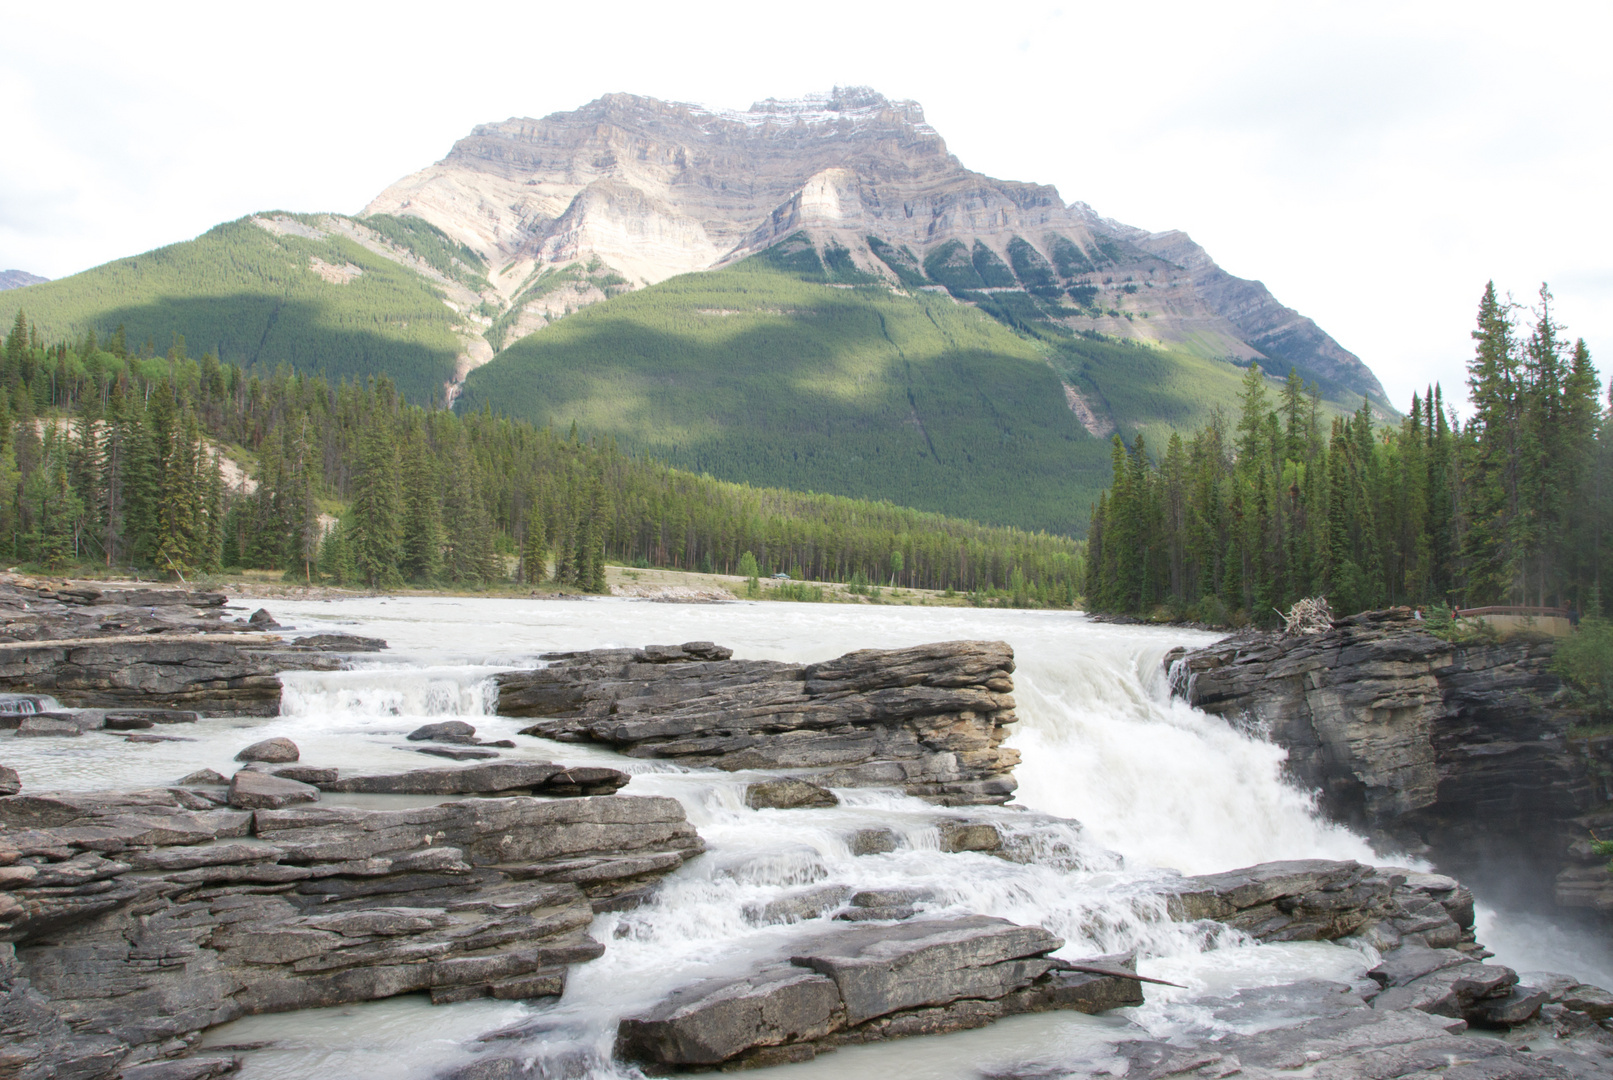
[{"left": 8, "top": 596, "right": 1612, "bottom": 1078}]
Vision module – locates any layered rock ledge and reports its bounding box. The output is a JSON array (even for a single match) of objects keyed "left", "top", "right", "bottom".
[
  {"left": 0, "top": 781, "right": 702, "bottom": 1079},
  {"left": 613, "top": 916, "right": 1141, "bottom": 1071},
  {"left": 499, "top": 641, "right": 1020, "bottom": 805}
]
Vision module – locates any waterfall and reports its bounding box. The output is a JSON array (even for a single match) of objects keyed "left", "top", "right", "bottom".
[{"left": 181, "top": 598, "right": 1404, "bottom": 1079}]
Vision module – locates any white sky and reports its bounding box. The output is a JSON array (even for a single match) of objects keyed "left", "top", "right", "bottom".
[{"left": 3, "top": 0, "right": 1609, "bottom": 413}]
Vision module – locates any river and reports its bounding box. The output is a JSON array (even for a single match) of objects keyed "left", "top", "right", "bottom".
[{"left": 8, "top": 595, "right": 1609, "bottom": 1078}]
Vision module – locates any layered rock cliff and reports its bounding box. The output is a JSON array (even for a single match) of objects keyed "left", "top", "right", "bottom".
[{"left": 1168, "top": 611, "right": 1595, "bottom": 906}]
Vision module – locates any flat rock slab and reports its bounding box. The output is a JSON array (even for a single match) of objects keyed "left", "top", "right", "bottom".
[
  {"left": 415, "top": 746, "right": 500, "bottom": 761},
  {"left": 318, "top": 762, "right": 629, "bottom": 797},
  {"left": 235, "top": 737, "right": 298, "bottom": 763},
  {"left": 228, "top": 770, "right": 320, "bottom": 809},
  {"left": 272, "top": 766, "right": 337, "bottom": 784},
  {"left": 617, "top": 915, "right": 1079, "bottom": 1068}
]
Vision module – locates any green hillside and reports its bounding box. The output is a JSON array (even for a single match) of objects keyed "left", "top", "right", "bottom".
[
  {"left": 0, "top": 215, "right": 477, "bottom": 403},
  {"left": 457, "top": 238, "right": 1328, "bottom": 536}
]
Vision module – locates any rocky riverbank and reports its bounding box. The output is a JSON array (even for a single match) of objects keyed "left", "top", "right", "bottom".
[
  {"left": 0, "top": 753, "right": 703, "bottom": 1078},
  {"left": 498, "top": 640, "right": 1021, "bottom": 805}
]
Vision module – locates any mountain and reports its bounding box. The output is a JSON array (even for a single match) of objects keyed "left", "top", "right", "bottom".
[
  {"left": 0, "top": 270, "right": 47, "bottom": 291},
  {"left": 0, "top": 88, "right": 1390, "bottom": 534},
  {"left": 371, "top": 87, "right": 1385, "bottom": 405}
]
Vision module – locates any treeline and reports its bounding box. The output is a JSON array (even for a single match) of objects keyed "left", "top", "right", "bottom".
[
  {"left": 0, "top": 310, "right": 1085, "bottom": 602},
  {"left": 1086, "top": 284, "right": 1611, "bottom": 622}
]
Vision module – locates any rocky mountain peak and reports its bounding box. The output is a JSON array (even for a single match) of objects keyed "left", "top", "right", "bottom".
[{"left": 364, "top": 89, "right": 1386, "bottom": 403}]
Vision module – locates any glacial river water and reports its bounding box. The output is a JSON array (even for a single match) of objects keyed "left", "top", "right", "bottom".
[{"left": 8, "top": 596, "right": 1611, "bottom": 1078}]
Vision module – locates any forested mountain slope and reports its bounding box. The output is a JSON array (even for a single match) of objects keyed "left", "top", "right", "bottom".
[
  {"left": 0, "top": 214, "right": 492, "bottom": 403},
  {"left": 458, "top": 237, "right": 1367, "bottom": 535}
]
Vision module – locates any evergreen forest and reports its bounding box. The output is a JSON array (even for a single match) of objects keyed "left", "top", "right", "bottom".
[
  {"left": 1084, "top": 285, "right": 1612, "bottom": 623},
  {"left": 0, "top": 310, "right": 1084, "bottom": 604}
]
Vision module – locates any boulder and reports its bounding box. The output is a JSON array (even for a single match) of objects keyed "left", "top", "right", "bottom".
[
  {"left": 234, "top": 737, "right": 299, "bottom": 763},
  {"left": 407, "top": 720, "right": 478, "bottom": 743},
  {"left": 745, "top": 778, "right": 839, "bottom": 810},
  {"left": 848, "top": 828, "right": 898, "bottom": 855},
  {"left": 177, "top": 769, "right": 229, "bottom": 786},
  {"left": 0, "top": 765, "right": 18, "bottom": 795},
  {"left": 937, "top": 821, "right": 1002, "bottom": 853},
  {"left": 1465, "top": 987, "right": 1547, "bottom": 1027},
  {"left": 618, "top": 965, "right": 844, "bottom": 1066},
  {"left": 228, "top": 769, "right": 320, "bottom": 810}
]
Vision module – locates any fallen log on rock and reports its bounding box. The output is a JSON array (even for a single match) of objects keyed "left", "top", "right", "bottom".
[{"left": 499, "top": 640, "right": 1020, "bottom": 806}]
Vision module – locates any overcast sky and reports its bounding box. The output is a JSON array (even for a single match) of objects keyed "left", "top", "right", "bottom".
[{"left": 4, "top": 0, "right": 1608, "bottom": 412}]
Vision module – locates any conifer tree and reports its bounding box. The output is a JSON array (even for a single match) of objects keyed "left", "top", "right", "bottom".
[
  {"left": 399, "top": 430, "right": 445, "bottom": 583},
  {"left": 349, "top": 413, "right": 403, "bottom": 589}
]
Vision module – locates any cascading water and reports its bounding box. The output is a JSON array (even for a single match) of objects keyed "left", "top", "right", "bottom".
[{"left": 9, "top": 597, "right": 1575, "bottom": 1077}]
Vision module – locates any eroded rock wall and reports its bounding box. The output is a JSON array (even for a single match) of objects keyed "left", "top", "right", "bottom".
[{"left": 1170, "top": 611, "right": 1586, "bottom": 898}]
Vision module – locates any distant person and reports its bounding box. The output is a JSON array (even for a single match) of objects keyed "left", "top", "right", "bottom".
[{"left": 1413, "top": 607, "right": 1423, "bottom": 621}]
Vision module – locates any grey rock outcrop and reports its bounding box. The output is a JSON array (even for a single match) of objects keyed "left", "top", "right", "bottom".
[
  {"left": 1168, "top": 610, "right": 1585, "bottom": 896},
  {"left": 500, "top": 640, "right": 1021, "bottom": 805},
  {"left": 614, "top": 916, "right": 1141, "bottom": 1069},
  {"left": 0, "top": 783, "right": 703, "bottom": 1079}
]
